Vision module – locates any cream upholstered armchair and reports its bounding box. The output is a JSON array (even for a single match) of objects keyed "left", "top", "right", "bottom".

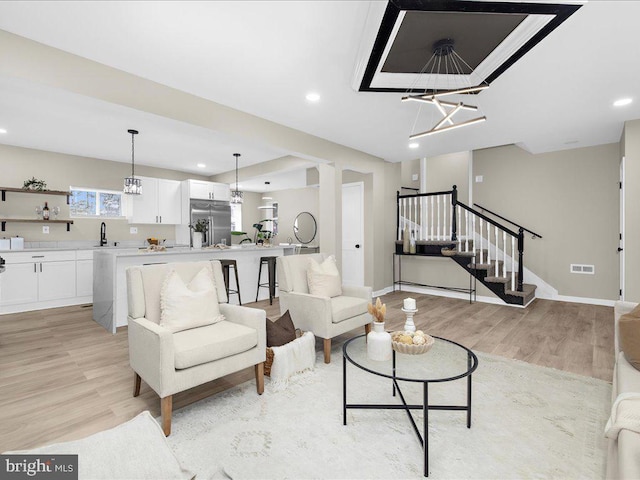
[
  {"left": 277, "top": 253, "right": 372, "bottom": 363},
  {"left": 126, "top": 260, "right": 266, "bottom": 436}
]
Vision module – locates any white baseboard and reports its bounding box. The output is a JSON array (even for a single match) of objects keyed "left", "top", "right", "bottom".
[{"left": 374, "top": 286, "right": 615, "bottom": 308}]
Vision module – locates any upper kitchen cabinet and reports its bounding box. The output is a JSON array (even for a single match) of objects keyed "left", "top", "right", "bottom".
[
  {"left": 184, "top": 180, "right": 230, "bottom": 202},
  {"left": 129, "top": 176, "right": 182, "bottom": 224}
]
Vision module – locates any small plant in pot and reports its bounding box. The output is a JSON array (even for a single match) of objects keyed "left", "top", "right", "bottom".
[
  {"left": 189, "top": 220, "right": 208, "bottom": 248},
  {"left": 253, "top": 221, "right": 274, "bottom": 245}
]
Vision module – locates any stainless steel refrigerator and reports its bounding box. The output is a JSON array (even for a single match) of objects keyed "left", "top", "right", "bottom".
[{"left": 189, "top": 199, "right": 231, "bottom": 247}]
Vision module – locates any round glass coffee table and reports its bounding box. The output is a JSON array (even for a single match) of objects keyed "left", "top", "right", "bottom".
[{"left": 342, "top": 334, "right": 478, "bottom": 478}]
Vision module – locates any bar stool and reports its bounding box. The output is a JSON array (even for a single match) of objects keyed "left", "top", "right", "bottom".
[
  {"left": 256, "top": 256, "right": 278, "bottom": 305},
  {"left": 220, "top": 259, "right": 242, "bottom": 305}
]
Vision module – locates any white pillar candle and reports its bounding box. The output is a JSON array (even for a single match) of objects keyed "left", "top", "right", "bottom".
[{"left": 403, "top": 297, "right": 416, "bottom": 310}]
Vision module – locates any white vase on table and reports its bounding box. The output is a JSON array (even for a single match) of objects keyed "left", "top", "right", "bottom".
[{"left": 367, "top": 321, "right": 392, "bottom": 361}]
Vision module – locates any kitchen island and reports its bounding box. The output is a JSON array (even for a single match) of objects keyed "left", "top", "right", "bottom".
[{"left": 93, "top": 245, "right": 295, "bottom": 333}]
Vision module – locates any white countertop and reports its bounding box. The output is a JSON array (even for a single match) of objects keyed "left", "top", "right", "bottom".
[{"left": 93, "top": 244, "right": 295, "bottom": 258}]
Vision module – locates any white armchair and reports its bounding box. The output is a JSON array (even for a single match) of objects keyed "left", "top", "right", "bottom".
[
  {"left": 126, "top": 260, "right": 266, "bottom": 436},
  {"left": 277, "top": 253, "right": 372, "bottom": 363}
]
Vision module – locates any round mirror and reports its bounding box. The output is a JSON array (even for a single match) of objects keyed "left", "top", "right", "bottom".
[{"left": 294, "top": 212, "right": 317, "bottom": 244}]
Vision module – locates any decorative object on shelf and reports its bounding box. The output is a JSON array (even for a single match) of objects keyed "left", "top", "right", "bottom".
[
  {"left": 52, "top": 206, "right": 60, "bottom": 220},
  {"left": 402, "top": 225, "right": 410, "bottom": 253},
  {"left": 401, "top": 38, "right": 488, "bottom": 140},
  {"left": 391, "top": 330, "right": 435, "bottom": 355},
  {"left": 123, "top": 129, "right": 142, "bottom": 195},
  {"left": 401, "top": 298, "right": 418, "bottom": 333},
  {"left": 366, "top": 298, "right": 391, "bottom": 361},
  {"left": 23, "top": 177, "right": 47, "bottom": 191},
  {"left": 42, "top": 201, "right": 50, "bottom": 220},
  {"left": 35, "top": 205, "right": 43, "bottom": 218},
  {"left": 231, "top": 153, "right": 243, "bottom": 204}
]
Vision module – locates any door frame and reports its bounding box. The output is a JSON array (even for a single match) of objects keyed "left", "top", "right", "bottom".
[{"left": 620, "top": 156, "right": 626, "bottom": 300}]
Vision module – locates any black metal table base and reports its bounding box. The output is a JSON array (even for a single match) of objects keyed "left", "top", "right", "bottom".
[{"left": 343, "top": 351, "right": 473, "bottom": 477}]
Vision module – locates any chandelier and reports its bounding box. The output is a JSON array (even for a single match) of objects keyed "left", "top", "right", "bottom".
[
  {"left": 402, "top": 39, "right": 488, "bottom": 140},
  {"left": 230, "top": 153, "right": 243, "bottom": 204},
  {"left": 123, "top": 129, "right": 142, "bottom": 195}
]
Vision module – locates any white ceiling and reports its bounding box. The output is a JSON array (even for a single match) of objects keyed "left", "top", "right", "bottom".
[{"left": 0, "top": 1, "right": 639, "bottom": 185}]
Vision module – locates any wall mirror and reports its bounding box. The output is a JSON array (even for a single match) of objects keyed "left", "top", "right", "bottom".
[{"left": 294, "top": 212, "right": 317, "bottom": 244}]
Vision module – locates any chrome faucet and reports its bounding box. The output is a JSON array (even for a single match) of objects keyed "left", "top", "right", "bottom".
[{"left": 100, "top": 222, "right": 107, "bottom": 246}]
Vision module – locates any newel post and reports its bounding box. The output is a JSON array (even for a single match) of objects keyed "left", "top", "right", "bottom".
[
  {"left": 517, "top": 227, "right": 524, "bottom": 292},
  {"left": 396, "top": 191, "right": 400, "bottom": 241},
  {"left": 451, "top": 185, "right": 458, "bottom": 241}
]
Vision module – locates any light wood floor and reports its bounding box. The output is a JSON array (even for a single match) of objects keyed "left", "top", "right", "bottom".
[{"left": 0, "top": 293, "right": 613, "bottom": 452}]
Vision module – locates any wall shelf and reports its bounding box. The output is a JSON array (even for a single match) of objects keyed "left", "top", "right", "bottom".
[
  {"left": 0, "top": 219, "right": 74, "bottom": 232},
  {"left": 1, "top": 187, "right": 72, "bottom": 204}
]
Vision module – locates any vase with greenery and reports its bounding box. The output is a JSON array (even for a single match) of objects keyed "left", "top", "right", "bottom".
[
  {"left": 253, "top": 220, "right": 274, "bottom": 245},
  {"left": 189, "top": 220, "right": 208, "bottom": 248},
  {"left": 23, "top": 177, "right": 47, "bottom": 191}
]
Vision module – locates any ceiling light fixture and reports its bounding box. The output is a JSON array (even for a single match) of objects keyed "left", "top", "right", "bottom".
[
  {"left": 403, "top": 38, "right": 487, "bottom": 138},
  {"left": 614, "top": 98, "right": 633, "bottom": 107},
  {"left": 409, "top": 142, "right": 419, "bottom": 149},
  {"left": 231, "top": 153, "right": 243, "bottom": 204},
  {"left": 197, "top": 163, "right": 206, "bottom": 168},
  {"left": 0, "top": 128, "right": 7, "bottom": 134},
  {"left": 123, "top": 129, "right": 142, "bottom": 195},
  {"left": 305, "top": 93, "right": 320, "bottom": 102}
]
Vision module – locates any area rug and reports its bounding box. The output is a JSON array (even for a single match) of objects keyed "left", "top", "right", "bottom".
[{"left": 165, "top": 346, "right": 611, "bottom": 479}]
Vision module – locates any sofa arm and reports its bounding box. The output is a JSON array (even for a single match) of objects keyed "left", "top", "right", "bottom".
[
  {"left": 127, "top": 317, "right": 175, "bottom": 397},
  {"left": 280, "top": 291, "right": 332, "bottom": 337},
  {"left": 219, "top": 304, "right": 267, "bottom": 350},
  {"left": 342, "top": 285, "right": 373, "bottom": 301}
]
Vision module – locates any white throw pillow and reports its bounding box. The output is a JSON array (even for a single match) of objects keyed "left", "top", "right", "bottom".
[
  {"left": 307, "top": 255, "right": 342, "bottom": 298},
  {"left": 160, "top": 266, "right": 223, "bottom": 333}
]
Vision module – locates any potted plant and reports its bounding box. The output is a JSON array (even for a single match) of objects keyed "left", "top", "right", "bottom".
[
  {"left": 253, "top": 220, "right": 274, "bottom": 245},
  {"left": 189, "top": 219, "right": 208, "bottom": 248},
  {"left": 366, "top": 298, "right": 392, "bottom": 361}
]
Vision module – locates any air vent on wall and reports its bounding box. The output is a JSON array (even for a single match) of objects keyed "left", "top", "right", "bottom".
[{"left": 570, "top": 264, "right": 595, "bottom": 275}]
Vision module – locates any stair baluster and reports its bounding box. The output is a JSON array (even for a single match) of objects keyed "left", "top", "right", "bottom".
[
  {"left": 494, "top": 226, "right": 499, "bottom": 276},
  {"left": 430, "top": 196, "right": 434, "bottom": 240},
  {"left": 479, "top": 218, "right": 484, "bottom": 264},
  {"left": 503, "top": 231, "right": 507, "bottom": 278},
  {"left": 511, "top": 236, "right": 516, "bottom": 291}
]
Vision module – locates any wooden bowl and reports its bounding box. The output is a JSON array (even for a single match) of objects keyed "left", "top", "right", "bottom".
[{"left": 391, "top": 332, "right": 435, "bottom": 355}]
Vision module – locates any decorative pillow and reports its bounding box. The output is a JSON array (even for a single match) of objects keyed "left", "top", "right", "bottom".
[
  {"left": 160, "top": 266, "right": 223, "bottom": 333},
  {"left": 307, "top": 255, "right": 342, "bottom": 298},
  {"left": 620, "top": 304, "right": 640, "bottom": 370},
  {"left": 266, "top": 310, "right": 297, "bottom": 347}
]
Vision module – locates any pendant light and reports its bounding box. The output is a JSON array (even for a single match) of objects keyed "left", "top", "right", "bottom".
[
  {"left": 123, "top": 129, "right": 142, "bottom": 195},
  {"left": 231, "top": 153, "right": 243, "bottom": 204},
  {"left": 401, "top": 38, "right": 488, "bottom": 140}
]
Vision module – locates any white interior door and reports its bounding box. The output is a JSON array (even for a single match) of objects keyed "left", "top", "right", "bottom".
[
  {"left": 620, "top": 156, "right": 626, "bottom": 300},
  {"left": 342, "top": 182, "right": 364, "bottom": 286}
]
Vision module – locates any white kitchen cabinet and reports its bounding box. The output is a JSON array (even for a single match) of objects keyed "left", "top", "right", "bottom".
[
  {"left": 76, "top": 250, "right": 94, "bottom": 298},
  {"left": 184, "top": 179, "right": 230, "bottom": 201},
  {"left": 130, "top": 176, "right": 182, "bottom": 224},
  {"left": 0, "top": 251, "right": 76, "bottom": 308},
  {"left": 213, "top": 183, "right": 231, "bottom": 202}
]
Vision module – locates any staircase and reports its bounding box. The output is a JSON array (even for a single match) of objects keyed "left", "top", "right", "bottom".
[{"left": 396, "top": 186, "right": 538, "bottom": 306}]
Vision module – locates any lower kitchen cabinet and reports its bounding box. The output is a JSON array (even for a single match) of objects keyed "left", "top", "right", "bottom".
[{"left": 0, "top": 250, "right": 89, "bottom": 314}]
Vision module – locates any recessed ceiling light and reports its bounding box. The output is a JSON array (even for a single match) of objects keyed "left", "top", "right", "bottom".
[
  {"left": 197, "top": 163, "right": 206, "bottom": 168},
  {"left": 409, "top": 142, "right": 419, "bottom": 149},
  {"left": 0, "top": 128, "right": 7, "bottom": 134},
  {"left": 614, "top": 98, "right": 633, "bottom": 107},
  {"left": 305, "top": 92, "right": 320, "bottom": 102}
]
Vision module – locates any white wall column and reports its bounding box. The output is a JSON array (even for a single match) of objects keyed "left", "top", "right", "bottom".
[{"left": 318, "top": 163, "right": 342, "bottom": 266}]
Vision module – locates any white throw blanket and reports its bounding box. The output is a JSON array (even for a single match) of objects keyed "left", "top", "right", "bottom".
[
  {"left": 270, "top": 331, "right": 316, "bottom": 385},
  {"left": 605, "top": 392, "right": 640, "bottom": 439}
]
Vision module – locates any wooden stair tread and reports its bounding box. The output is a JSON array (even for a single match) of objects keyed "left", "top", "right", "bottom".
[{"left": 505, "top": 284, "right": 537, "bottom": 297}]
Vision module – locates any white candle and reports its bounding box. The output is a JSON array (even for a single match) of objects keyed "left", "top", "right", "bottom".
[{"left": 403, "top": 297, "right": 416, "bottom": 310}]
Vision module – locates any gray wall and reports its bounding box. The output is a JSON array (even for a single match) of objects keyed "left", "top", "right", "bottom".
[
  {"left": 473, "top": 143, "right": 620, "bottom": 300},
  {"left": 0, "top": 144, "right": 208, "bottom": 244}
]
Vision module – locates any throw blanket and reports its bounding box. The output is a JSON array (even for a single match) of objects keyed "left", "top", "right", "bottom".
[
  {"left": 605, "top": 393, "right": 640, "bottom": 439},
  {"left": 270, "top": 331, "right": 316, "bottom": 385}
]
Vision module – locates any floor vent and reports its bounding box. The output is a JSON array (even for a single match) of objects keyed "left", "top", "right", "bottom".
[{"left": 570, "top": 264, "right": 595, "bottom": 274}]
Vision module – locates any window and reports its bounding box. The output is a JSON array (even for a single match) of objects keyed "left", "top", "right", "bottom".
[
  {"left": 70, "top": 187, "right": 124, "bottom": 218},
  {"left": 231, "top": 203, "right": 242, "bottom": 232}
]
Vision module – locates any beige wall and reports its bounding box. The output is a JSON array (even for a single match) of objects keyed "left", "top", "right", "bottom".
[
  {"left": 265, "top": 187, "right": 319, "bottom": 245},
  {"left": 426, "top": 151, "right": 470, "bottom": 204},
  {"left": 623, "top": 120, "right": 640, "bottom": 302},
  {"left": 0, "top": 144, "right": 207, "bottom": 244},
  {"left": 473, "top": 143, "right": 620, "bottom": 300},
  {"left": 401, "top": 158, "right": 421, "bottom": 191}
]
